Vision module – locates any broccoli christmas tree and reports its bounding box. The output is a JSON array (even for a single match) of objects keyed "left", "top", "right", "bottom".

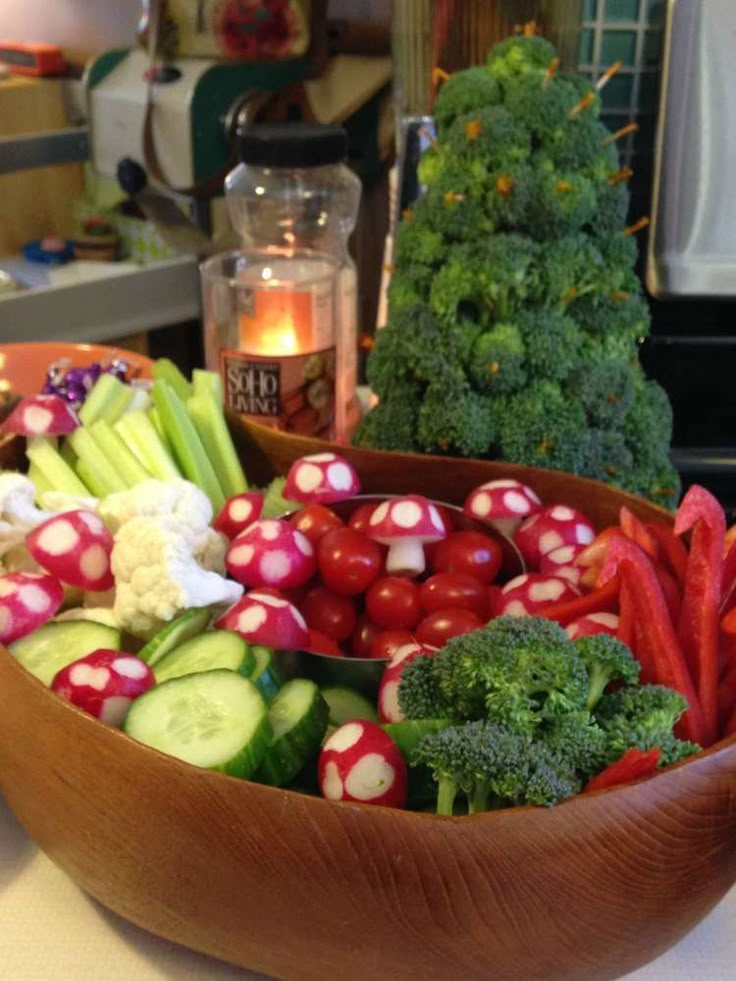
[{"left": 355, "top": 31, "right": 678, "bottom": 507}]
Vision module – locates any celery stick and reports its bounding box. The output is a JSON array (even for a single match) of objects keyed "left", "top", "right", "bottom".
[
  {"left": 114, "top": 410, "right": 181, "bottom": 482},
  {"left": 28, "top": 462, "right": 54, "bottom": 501},
  {"left": 151, "top": 358, "right": 193, "bottom": 402},
  {"left": 192, "top": 369, "right": 223, "bottom": 404},
  {"left": 60, "top": 438, "right": 77, "bottom": 469},
  {"left": 187, "top": 392, "right": 247, "bottom": 498},
  {"left": 89, "top": 420, "right": 152, "bottom": 487},
  {"left": 126, "top": 385, "right": 152, "bottom": 413},
  {"left": 75, "top": 459, "right": 108, "bottom": 499},
  {"left": 67, "top": 427, "right": 127, "bottom": 497},
  {"left": 151, "top": 379, "right": 225, "bottom": 510},
  {"left": 79, "top": 373, "right": 133, "bottom": 426},
  {"left": 26, "top": 437, "right": 90, "bottom": 497}
]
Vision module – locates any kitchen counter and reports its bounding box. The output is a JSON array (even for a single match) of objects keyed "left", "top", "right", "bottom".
[{"left": 2, "top": 796, "right": 735, "bottom": 981}]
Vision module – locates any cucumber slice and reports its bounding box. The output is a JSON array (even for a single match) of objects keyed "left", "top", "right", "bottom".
[
  {"left": 124, "top": 670, "right": 270, "bottom": 778},
  {"left": 321, "top": 686, "right": 379, "bottom": 727},
  {"left": 154, "top": 630, "right": 255, "bottom": 684},
  {"left": 138, "top": 608, "right": 211, "bottom": 666},
  {"left": 250, "top": 645, "right": 284, "bottom": 703},
  {"left": 10, "top": 621, "right": 122, "bottom": 687},
  {"left": 255, "top": 678, "right": 329, "bottom": 787}
]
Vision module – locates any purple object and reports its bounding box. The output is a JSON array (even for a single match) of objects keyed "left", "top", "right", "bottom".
[{"left": 42, "top": 358, "right": 130, "bottom": 407}]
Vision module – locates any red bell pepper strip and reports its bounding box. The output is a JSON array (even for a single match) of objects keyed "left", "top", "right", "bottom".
[
  {"left": 537, "top": 576, "right": 619, "bottom": 627},
  {"left": 645, "top": 522, "right": 689, "bottom": 588},
  {"left": 619, "top": 506, "right": 659, "bottom": 561},
  {"left": 584, "top": 748, "right": 662, "bottom": 793},
  {"left": 657, "top": 566, "right": 681, "bottom": 625},
  {"left": 725, "top": 702, "right": 736, "bottom": 738},
  {"left": 721, "top": 541, "right": 736, "bottom": 615},
  {"left": 616, "top": 578, "right": 636, "bottom": 652},
  {"left": 718, "top": 661, "right": 736, "bottom": 734},
  {"left": 598, "top": 535, "right": 706, "bottom": 746},
  {"left": 674, "top": 485, "right": 726, "bottom": 748}
]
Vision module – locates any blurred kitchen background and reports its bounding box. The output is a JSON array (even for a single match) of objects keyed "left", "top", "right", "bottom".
[{"left": 1, "top": 0, "right": 733, "bottom": 510}]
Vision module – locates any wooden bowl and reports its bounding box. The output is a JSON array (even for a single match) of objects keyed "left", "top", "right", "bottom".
[
  {"left": 2, "top": 419, "right": 736, "bottom": 981},
  {"left": 0, "top": 341, "right": 153, "bottom": 398}
]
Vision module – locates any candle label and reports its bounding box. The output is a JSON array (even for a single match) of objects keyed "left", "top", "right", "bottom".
[{"left": 220, "top": 346, "right": 337, "bottom": 439}]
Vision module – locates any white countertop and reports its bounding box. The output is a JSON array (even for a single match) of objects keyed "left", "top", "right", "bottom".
[{"left": 2, "top": 795, "right": 735, "bottom": 981}]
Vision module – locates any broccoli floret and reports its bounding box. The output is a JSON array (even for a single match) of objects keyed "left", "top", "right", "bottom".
[
  {"left": 592, "top": 180, "right": 631, "bottom": 238},
  {"left": 537, "top": 234, "right": 605, "bottom": 306},
  {"left": 398, "top": 653, "right": 455, "bottom": 721},
  {"left": 627, "top": 458, "right": 682, "bottom": 511},
  {"left": 572, "top": 290, "right": 651, "bottom": 342},
  {"left": 498, "top": 380, "right": 589, "bottom": 473},
  {"left": 516, "top": 307, "right": 582, "bottom": 382},
  {"left": 533, "top": 166, "right": 598, "bottom": 239},
  {"left": 421, "top": 177, "right": 496, "bottom": 244},
  {"left": 394, "top": 217, "right": 446, "bottom": 268},
  {"left": 623, "top": 376, "right": 675, "bottom": 463},
  {"left": 386, "top": 267, "right": 432, "bottom": 316},
  {"left": 484, "top": 164, "right": 535, "bottom": 229},
  {"left": 566, "top": 358, "right": 635, "bottom": 428},
  {"left": 594, "top": 684, "right": 701, "bottom": 767},
  {"left": 411, "top": 720, "right": 579, "bottom": 814},
  {"left": 574, "top": 634, "right": 641, "bottom": 710},
  {"left": 353, "top": 391, "right": 422, "bottom": 453},
  {"left": 541, "top": 710, "right": 609, "bottom": 779},
  {"left": 444, "top": 106, "right": 531, "bottom": 171},
  {"left": 434, "top": 66, "right": 502, "bottom": 134},
  {"left": 432, "top": 616, "right": 588, "bottom": 730},
  {"left": 467, "top": 323, "right": 528, "bottom": 395},
  {"left": 502, "top": 73, "right": 580, "bottom": 138},
  {"left": 488, "top": 35, "right": 559, "bottom": 85},
  {"left": 541, "top": 113, "right": 608, "bottom": 171},
  {"left": 417, "top": 371, "right": 494, "bottom": 457},
  {"left": 580, "top": 429, "right": 634, "bottom": 485}
]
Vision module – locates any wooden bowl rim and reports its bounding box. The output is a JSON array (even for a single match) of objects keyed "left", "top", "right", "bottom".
[{"left": 3, "top": 643, "right": 734, "bottom": 824}]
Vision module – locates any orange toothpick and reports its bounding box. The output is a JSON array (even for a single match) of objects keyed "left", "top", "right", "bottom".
[
  {"left": 496, "top": 175, "right": 515, "bottom": 197},
  {"left": 444, "top": 191, "right": 466, "bottom": 204},
  {"left": 596, "top": 60, "right": 623, "bottom": 91},
  {"left": 601, "top": 121, "right": 639, "bottom": 146},
  {"left": 465, "top": 119, "right": 483, "bottom": 141},
  {"left": 568, "top": 91, "right": 596, "bottom": 119},
  {"left": 624, "top": 216, "right": 650, "bottom": 237},
  {"left": 609, "top": 167, "right": 634, "bottom": 186},
  {"left": 515, "top": 20, "right": 538, "bottom": 37},
  {"left": 556, "top": 180, "right": 574, "bottom": 193},
  {"left": 432, "top": 67, "right": 450, "bottom": 87},
  {"left": 542, "top": 57, "right": 560, "bottom": 90}
]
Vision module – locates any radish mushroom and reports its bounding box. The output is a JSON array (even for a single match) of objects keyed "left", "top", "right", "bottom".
[
  {"left": 497, "top": 572, "right": 580, "bottom": 617},
  {"left": 284, "top": 453, "right": 360, "bottom": 504},
  {"left": 566, "top": 612, "right": 620, "bottom": 641},
  {"left": 318, "top": 720, "right": 407, "bottom": 808},
  {"left": 213, "top": 491, "right": 264, "bottom": 541},
  {"left": 26, "top": 509, "right": 114, "bottom": 591},
  {"left": 0, "top": 571, "right": 64, "bottom": 644},
  {"left": 514, "top": 505, "right": 596, "bottom": 570},
  {"left": 366, "top": 495, "right": 446, "bottom": 577},
  {"left": 225, "top": 518, "right": 316, "bottom": 589},
  {"left": 0, "top": 394, "right": 80, "bottom": 436},
  {"left": 51, "top": 648, "right": 154, "bottom": 726},
  {"left": 215, "top": 590, "right": 309, "bottom": 650},
  {"left": 463, "top": 479, "right": 542, "bottom": 539},
  {"left": 539, "top": 543, "right": 587, "bottom": 588},
  {"left": 378, "top": 641, "right": 437, "bottom": 723}
]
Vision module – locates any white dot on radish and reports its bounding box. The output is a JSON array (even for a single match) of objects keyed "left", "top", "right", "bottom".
[
  {"left": 237, "top": 606, "right": 267, "bottom": 633},
  {"left": 307, "top": 453, "right": 337, "bottom": 464},
  {"left": 294, "top": 533, "right": 313, "bottom": 557},
  {"left": 345, "top": 753, "right": 396, "bottom": 801},
  {"left": 295, "top": 463, "right": 324, "bottom": 493},
  {"left": 539, "top": 530, "right": 563, "bottom": 555},
  {"left": 23, "top": 405, "right": 53, "bottom": 434},
  {"left": 321, "top": 760, "right": 344, "bottom": 800},
  {"left": 472, "top": 492, "right": 492, "bottom": 517},
  {"left": 504, "top": 491, "right": 532, "bottom": 514},
  {"left": 229, "top": 499, "right": 254, "bottom": 522},
  {"left": 551, "top": 506, "right": 575, "bottom": 520},
  {"left": 326, "top": 462, "right": 353, "bottom": 491},
  {"left": 323, "top": 721, "right": 364, "bottom": 753},
  {"left": 36, "top": 520, "right": 80, "bottom": 556},
  {"left": 504, "top": 600, "right": 529, "bottom": 617},
  {"left": 78, "top": 512, "right": 104, "bottom": 535},
  {"left": 112, "top": 657, "right": 150, "bottom": 680},
  {"left": 19, "top": 584, "right": 51, "bottom": 613},
  {"left": 0, "top": 608, "right": 12, "bottom": 634},
  {"left": 251, "top": 592, "right": 288, "bottom": 609},
  {"left": 575, "top": 524, "right": 594, "bottom": 544},
  {"left": 0, "top": 580, "right": 16, "bottom": 598},
  {"left": 529, "top": 580, "right": 566, "bottom": 603},
  {"left": 259, "top": 521, "right": 281, "bottom": 541},
  {"left": 69, "top": 664, "right": 111, "bottom": 690},
  {"left": 229, "top": 544, "right": 255, "bottom": 567},
  {"left": 259, "top": 551, "right": 291, "bottom": 583},
  {"left": 391, "top": 501, "right": 422, "bottom": 528},
  {"left": 80, "top": 544, "right": 109, "bottom": 583}
]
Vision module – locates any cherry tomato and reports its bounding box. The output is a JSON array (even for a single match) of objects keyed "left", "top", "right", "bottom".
[
  {"left": 430, "top": 530, "right": 502, "bottom": 584},
  {"left": 289, "top": 503, "right": 343, "bottom": 548},
  {"left": 305, "top": 627, "right": 344, "bottom": 658},
  {"left": 370, "top": 629, "right": 415, "bottom": 661},
  {"left": 365, "top": 576, "right": 422, "bottom": 630},
  {"left": 300, "top": 585, "right": 357, "bottom": 644},
  {"left": 348, "top": 502, "right": 380, "bottom": 536},
  {"left": 487, "top": 584, "right": 502, "bottom": 619},
  {"left": 351, "top": 614, "right": 383, "bottom": 658},
  {"left": 419, "top": 572, "right": 489, "bottom": 619},
  {"left": 317, "top": 527, "right": 382, "bottom": 596},
  {"left": 415, "top": 607, "right": 484, "bottom": 647}
]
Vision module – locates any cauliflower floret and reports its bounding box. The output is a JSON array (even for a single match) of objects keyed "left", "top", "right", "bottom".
[
  {"left": 111, "top": 515, "right": 243, "bottom": 638},
  {"left": 40, "top": 490, "right": 100, "bottom": 513},
  {"left": 99, "top": 478, "right": 227, "bottom": 572},
  {"left": 0, "top": 472, "right": 54, "bottom": 561}
]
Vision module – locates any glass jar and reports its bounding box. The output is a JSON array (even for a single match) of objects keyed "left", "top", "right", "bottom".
[
  {"left": 201, "top": 248, "right": 344, "bottom": 440},
  {"left": 222, "top": 123, "right": 362, "bottom": 438}
]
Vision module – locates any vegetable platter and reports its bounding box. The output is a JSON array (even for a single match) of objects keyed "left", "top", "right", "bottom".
[{"left": 1, "top": 364, "right": 736, "bottom": 980}]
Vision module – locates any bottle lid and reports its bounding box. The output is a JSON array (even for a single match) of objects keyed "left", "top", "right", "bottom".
[{"left": 236, "top": 123, "right": 349, "bottom": 168}]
